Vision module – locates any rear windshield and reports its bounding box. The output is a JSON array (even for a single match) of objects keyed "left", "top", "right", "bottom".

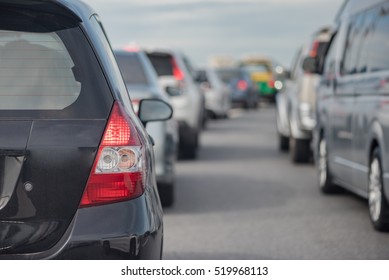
[
  {"left": 196, "top": 70, "right": 208, "bottom": 83},
  {"left": 0, "top": 25, "right": 112, "bottom": 119},
  {"left": 216, "top": 69, "right": 241, "bottom": 83},
  {"left": 115, "top": 52, "right": 149, "bottom": 86},
  {"left": 242, "top": 64, "right": 271, "bottom": 73},
  {"left": 147, "top": 53, "right": 173, "bottom": 77}
]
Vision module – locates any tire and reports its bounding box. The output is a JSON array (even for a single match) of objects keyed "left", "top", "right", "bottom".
[
  {"left": 243, "top": 100, "right": 250, "bottom": 110},
  {"left": 279, "top": 134, "right": 289, "bottom": 152},
  {"left": 290, "top": 137, "right": 310, "bottom": 163},
  {"left": 317, "top": 137, "right": 341, "bottom": 193},
  {"left": 368, "top": 148, "right": 389, "bottom": 231},
  {"left": 179, "top": 132, "right": 198, "bottom": 160},
  {"left": 158, "top": 183, "right": 174, "bottom": 207}
]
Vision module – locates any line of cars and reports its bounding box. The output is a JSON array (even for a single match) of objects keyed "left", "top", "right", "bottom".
[
  {"left": 0, "top": 0, "right": 269, "bottom": 260},
  {"left": 276, "top": 0, "right": 389, "bottom": 232}
]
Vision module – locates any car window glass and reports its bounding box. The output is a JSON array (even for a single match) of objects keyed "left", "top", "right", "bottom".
[
  {"left": 147, "top": 53, "right": 173, "bottom": 76},
  {"left": 323, "top": 32, "right": 338, "bottom": 79},
  {"left": 354, "top": 8, "right": 377, "bottom": 73},
  {"left": 196, "top": 70, "right": 208, "bottom": 83},
  {"left": 341, "top": 13, "right": 365, "bottom": 75},
  {"left": 216, "top": 69, "right": 240, "bottom": 84},
  {"left": 364, "top": 5, "right": 389, "bottom": 72},
  {"left": 242, "top": 64, "right": 270, "bottom": 73},
  {"left": 0, "top": 30, "right": 80, "bottom": 110},
  {"left": 116, "top": 53, "right": 149, "bottom": 85}
]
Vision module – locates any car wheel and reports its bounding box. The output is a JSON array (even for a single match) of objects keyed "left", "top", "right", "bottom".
[
  {"left": 317, "top": 137, "right": 341, "bottom": 193},
  {"left": 158, "top": 183, "right": 174, "bottom": 207},
  {"left": 279, "top": 134, "right": 289, "bottom": 152},
  {"left": 179, "top": 132, "right": 198, "bottom": 160},
  {"left": 290, "top": 137, "right": 310, "bottom": 163},
  {"left": 368, "top": 148, "right": 389, "bottom": 231},
  {"left": 243, "top": 101, "right": 250, "bottom": 110}
]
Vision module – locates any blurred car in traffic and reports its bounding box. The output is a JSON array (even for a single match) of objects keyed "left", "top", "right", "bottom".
[
  {"left": 115, "top": 49, "right": 178, "bottom": 207},
  {"left": 196, "top": 68, "right": 232, "bottom": 119},
  {"left": 313, "top": 0, "right": 389, "bottom": 231},
  {"left": 0, "top": 0, "right": 171, "bottom": 259},
  {"left": 276, "top": 26, "right": 332, "bottom": 163},
  {"left": 146, "top": 49, "right": 205, "bottom": 159},
  {"left": 216, "top": 67, "right": 258, "bottom": 109},
  {"left": 240, "top": 56, "right": 286, "bottom": 102}
]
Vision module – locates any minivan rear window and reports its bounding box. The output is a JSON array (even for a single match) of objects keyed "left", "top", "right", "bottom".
[{"left": 0, "top": 23, "right": 112, "bottom": 119}]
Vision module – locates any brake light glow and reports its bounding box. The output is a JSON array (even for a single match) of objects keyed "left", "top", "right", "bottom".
[
  {"left": 171, "top": 58, "right": 184, "bottom": 81},
  {"left": 79, "top": 102, "right": 145, "bottom": 208},
  {"left": 309, "top": 40, "right": 320, "bottom": 58},
  {"left": 268, "top": 79, "right": 275, "bottom": 88},
  {"left": 237, "top": 80, "right": 248, "bottom": 91}
]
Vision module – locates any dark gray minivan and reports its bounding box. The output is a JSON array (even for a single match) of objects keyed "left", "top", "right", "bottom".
[
  {"left": 0, "top": 0, "right": 171, "bottom": 259},
  {"left": 312, "top": 0, "right": 389, "bottom": 231}
]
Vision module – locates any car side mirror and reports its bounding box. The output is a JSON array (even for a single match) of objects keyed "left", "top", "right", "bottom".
[
  {"left": 302, "top": 56, "right": 319, "bottom": 74},
  {"left": 138, "top": 98, "right": 173, "bottom": 127},
  {"left": 165, "top": 86, "right": 182, "bottom": 97}
]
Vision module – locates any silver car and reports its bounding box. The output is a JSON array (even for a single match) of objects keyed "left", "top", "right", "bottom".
[
  {"left": 276, "top": 26, "right": 332, "bottom": 163},
  {"left": 146, "top": 49, "right": 205, "bottom": 159},
  {"left": 115, "top": 49, "right": 178, "bottom": 207},
  {"left": 312, "top": 0, "right": 389, "bottom": 231},
  {"left": 196, "top": 68, "right": 232, "bottom": 119}
]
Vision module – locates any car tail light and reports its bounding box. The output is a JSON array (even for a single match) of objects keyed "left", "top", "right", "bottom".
[
  {"left": 123, "top": 45, "right": 140, "bottom": 53},
  {"left": 237, "top": 80, "right": 248, "bottom": 91},
  {"left": 171, "top": 58, "right": 184, "bottom": 81},
  {"left": 268, "top": 79, "right": 275, "bottom": 88},
  {"left": 309, "top": 40, "right": 320, "bottom": 58},
  {"left": 79, "top": 102, "right": 145, "bottom": 208}
]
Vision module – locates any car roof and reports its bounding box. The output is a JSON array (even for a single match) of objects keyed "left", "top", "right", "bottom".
[
  {"left": 0, "top": 0, "right": 96, "bottom": 23},
  {"left": 144, "top": 47, "right": 184, "bottom": 58},
  {"left": 336, "top": 0, "right": 386, "bottom": 21}
]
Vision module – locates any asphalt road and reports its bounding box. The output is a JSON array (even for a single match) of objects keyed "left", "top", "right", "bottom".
[{"left": 163, "top": 105, "right": 389, "bottom": 259}]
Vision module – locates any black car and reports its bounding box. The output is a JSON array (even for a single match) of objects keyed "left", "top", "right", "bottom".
[
  {"left": 0, "top": 0, "right": 171, "bottom": 259},
  {"left": 216, "top": 67, "right": 258, "bottom": 109}
]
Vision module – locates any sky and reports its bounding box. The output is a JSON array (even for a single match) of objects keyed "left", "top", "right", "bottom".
[{"left": 83, "top": 0, "right": 343, "bottom": 69}]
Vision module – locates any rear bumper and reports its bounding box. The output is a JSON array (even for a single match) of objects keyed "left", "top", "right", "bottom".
[
  {"left": 1, "top": 194, "right": 163, "bottom": 260},
  {"left": 56, "top": 194, "right": 163, "bottom": 260}
]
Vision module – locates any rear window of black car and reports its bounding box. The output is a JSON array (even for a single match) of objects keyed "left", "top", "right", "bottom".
[
  {"left": 147, "top": 53, "right": 173, "bottom": 77},
  {"left": 115, "top": 52, "right": 149, "bottom": 86},
  {"left": 0, "top": 13, "right": 112, "bottom": 119}
]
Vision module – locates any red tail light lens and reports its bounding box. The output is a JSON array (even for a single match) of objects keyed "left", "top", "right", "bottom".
[
  {"left": 171, "top": 58, "right": 184, "bottom": 81},
  {"left": 268, "top": 79, "right": 275, "bottom": 88},
  {"left": 309, "top": 40, "right": 319, "bottom": 58},
  {"left": 237, "top": 80, "right": 248, "bottom": 91},
  {"left": 80, "top": 102, "right": 145, "bottom": 208}
]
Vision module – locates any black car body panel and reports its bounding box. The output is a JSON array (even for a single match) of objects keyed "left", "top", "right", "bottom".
[{"left": 0, "top": 0, "right": 163, "bottom": 259}]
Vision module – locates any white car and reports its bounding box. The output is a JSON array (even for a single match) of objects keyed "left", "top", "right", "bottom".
[
  {"left": 115, "top": 49, "right": 179, "bottom": 206},
  {"left": 146, "top": 49, "right": 205, "bottom": 159},
  {"left": 196, "top": 68, "right": 231, "bottom": 119},
  {"left": 276, "top": 26, "right": 332, "bottom": 163}
]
